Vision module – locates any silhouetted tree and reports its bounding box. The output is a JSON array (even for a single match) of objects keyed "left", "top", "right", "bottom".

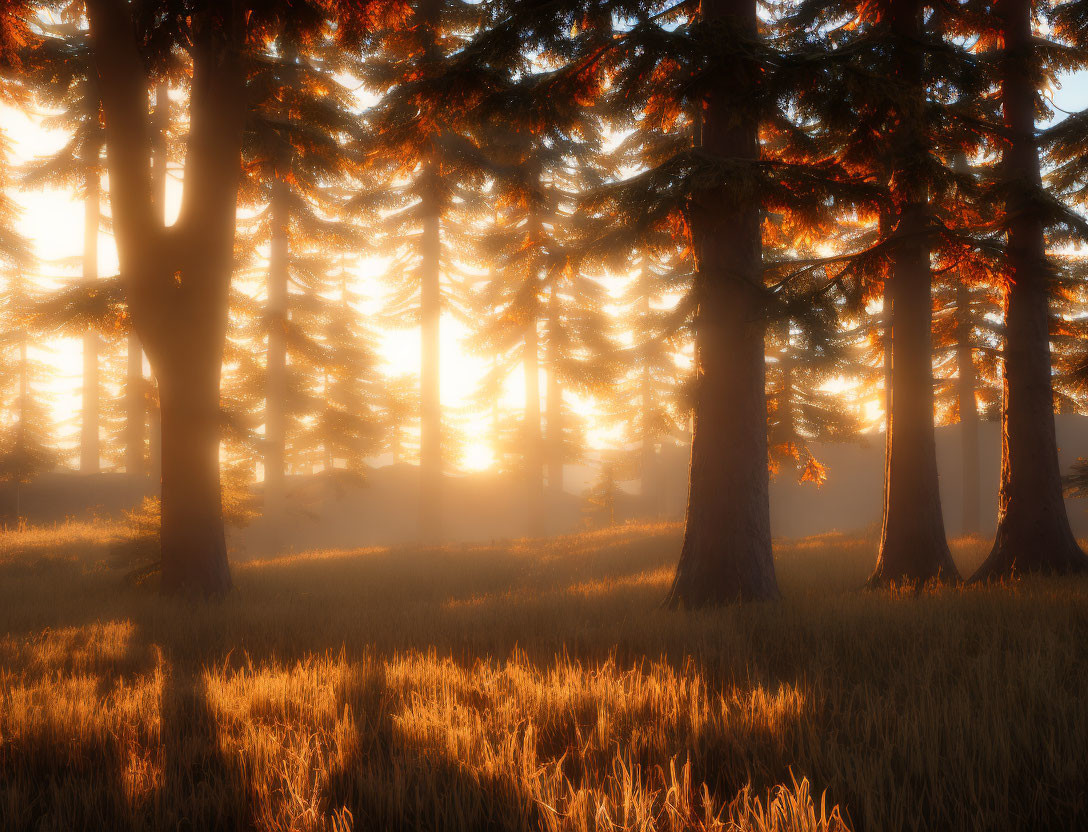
[
  {"left": 971, "top": 0, "right": 1088, "bottom": 578},
  {"left": 83, "top": 0, "right": 396, "bottom": 595}
]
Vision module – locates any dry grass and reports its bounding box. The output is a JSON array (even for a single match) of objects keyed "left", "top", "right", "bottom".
[{"left": 1, "top": 522, "right": 1086, "bottom": 831}]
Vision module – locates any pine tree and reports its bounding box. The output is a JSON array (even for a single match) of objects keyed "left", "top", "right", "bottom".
[
  {"left": 602, "top": 251, "right": 693, "bottom": 516},
  {"left": 970, "top": 0, "right": 1088, "bottom": 578},
  {"left": 20, "top": 17, "right": 107, "bottom": 474},
  {"left": 353, "top": 0, "right": 489, "bottom": 541},
  {"left": 0, "top": 269, "right": 58, "bottom": 518},
  {"left": 779, "top": 0, "right": 1000, "bottom": 585},
  {"left": 237, "top": 26, "right": 370, "bottom": 512},
  {"left": 469, "top": 109, "right": 614, "bottom": 531},
  {"left": 80, "top": 0, "right": 396, "bottom": 595}
]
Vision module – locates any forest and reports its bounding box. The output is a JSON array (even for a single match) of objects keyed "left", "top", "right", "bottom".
[{"left": 0, "top": 1, "right": 1087, "bottom": 830}]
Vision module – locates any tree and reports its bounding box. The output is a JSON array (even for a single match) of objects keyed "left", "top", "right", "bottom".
[
  {"left": 20, "top": 17, "right": 107, "bottom": 474},
  {"left": 354, "top": 0, "right": 487, "bottom": 541},
  {"left": 657, "top": 0, "right": 780, "bottom": 603},
  {"left": 931, "top": 250, "right": 1002, "bottom": 536},
  {"left": 601, "top": 250, "right": 692, "bottom": 516},
  {"left": 82, "top": 0, "right": 394, "bottom": 595},
  {"left": 237, "top": 26, "right": 369, "bottom": 511},
  {"left": 469, "top": 109, "right": 614, "bottom": 531},
  {"left": 781, "top": 0, "right": 995, "bottom": 585},
  {"left": 0, "top": 269, "right": 58, "bottom": 518},
  {"left": 970, "top": 0, "right": 1088, "bottom": 578}
]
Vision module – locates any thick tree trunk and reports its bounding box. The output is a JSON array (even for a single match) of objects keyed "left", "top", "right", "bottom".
[
  {"left": 973, "top": 0, "right": 1088, "bottom": 579},
  {"left": 264, "top": 178, "right": 289, "bottom": 512},
  {"left": 956, "top": 279, "right": 981, "bottom": 535},
  {"left": 80, "top": 164, "right": 101, "bottom": 474},
  {"left": 545, "top": 285, "right": 563, "bottom": 505},
  {"left": 869, "top": 0, "right": 958, "bottom": 586},
  {"left": 419, "top": 171, "right": 442, "bottom": 542},
  {"left": 524, "top": 315, "right": 544, "bottom": 535},
  {"left": 87, "top": 0, "right": 243, "bottom": 595},
  {"left": 872, "top": 203, "right": 958, "bottom": 583},
  {"left": 158, "top": 347, "right": 231, "bottom": 595},
  {"left": 665, "top": 0, "right": 778, "bottom": 607}
]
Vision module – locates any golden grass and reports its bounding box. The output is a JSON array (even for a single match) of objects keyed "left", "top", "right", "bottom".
[{"left": 1, "top": 521, "right": 1086, "bottom": 831}]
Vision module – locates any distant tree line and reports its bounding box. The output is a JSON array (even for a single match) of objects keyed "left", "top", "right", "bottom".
[{"left": 0, "top": 0, "right": 1085, "bottom": 601}]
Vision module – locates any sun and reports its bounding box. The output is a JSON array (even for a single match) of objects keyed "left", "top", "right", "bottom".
[{"left": 460, "top": 441, "right": 494, "bottom": 472}]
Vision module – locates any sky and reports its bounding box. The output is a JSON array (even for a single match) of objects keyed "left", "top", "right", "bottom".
[{"left": 1, "top": 67, "right": 1087, "bottom": 472}]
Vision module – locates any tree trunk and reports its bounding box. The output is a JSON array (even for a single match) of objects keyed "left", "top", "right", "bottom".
[
  {"left": 869, "top": 0, "right": 958, "bottom": 586},
  {"left": 264, "top": 178, "right": 289, "bottom": 512},
  {"left": 80, "top": 163, "right": 101, "bottom": 474},
  {"left": 524, "top": 314, "right": 544, "bottom": 535},
  {"left": 972, "top": 0, "right": 1088, "bottom": 579},
  {"left": 545, "top": 285, "right": 563, "bottom": 506},
  {"left": 87, "top": 0, "right": 244, "bottom": 595},
  {"left": 158, "top": 347, "right": 231, "bottom": 595},
  {"left": 419, "top": 169, "right": 442, "bottom": 542},
  {"left": 956, "top": 279, "right": 981, "bottom": 535},
  {"left": 665, "top": 0, "right": 778, "bottom": 607},
  {"left": 639, "top": 362, "right": 658, "bottom": 512},
  {"left": 778, "top": 319, "right": 798, "bottom": 479}
]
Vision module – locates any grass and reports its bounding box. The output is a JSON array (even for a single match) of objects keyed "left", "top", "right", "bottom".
[{"left": 0, "top": 522, "right": 1086, "bottom": 831}]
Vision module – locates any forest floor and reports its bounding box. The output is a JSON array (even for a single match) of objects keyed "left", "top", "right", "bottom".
[{"left": 0, "top": 521, "right": 1086, "bottom": 832}]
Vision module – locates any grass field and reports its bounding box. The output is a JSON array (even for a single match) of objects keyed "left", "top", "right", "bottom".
[{"left": 1, "top": 521, "right": 1086, "bottom": 831}]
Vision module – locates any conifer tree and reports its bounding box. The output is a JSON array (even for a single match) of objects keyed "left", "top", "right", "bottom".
[
  {"left": 0, "top": 269, "right": 58, "bottom": 517},
  {"left": 970, "top": 0, "right": 1088, "bottom": 578},
  {"left": 602, "top": 252, "right": 692, "bottom": 515},
  {"left": 781, "top": 0, "right": 995, "bottom": 584},
  {"left": 470, "top": 111, "right": 613, "bottom": 530},
  {"left": 238, "top": 26, "right": 369, "bottom": 511},
  {"left": 20, "top": 17, "right": 106, "bottom": 474},
  {"left": 353, "top": 0, "right": 488, "bottom": 541},
  {"left": 462, "top": 0, "right": 852, "bottom": 602},
  {"left": 931, "top": 258, "right": 1001, "bottom": 535},
  {"left": 81, "top": 0, "right": 396, "bottom": 595}
]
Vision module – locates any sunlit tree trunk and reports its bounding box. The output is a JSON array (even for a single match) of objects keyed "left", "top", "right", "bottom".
[
  {"left": 973, "top": 0, "right": 1088, "bottom": 579},
  {"left": 419, "top": 166, "right": 442, "bottom": 542},
  {"left": 524, "top": 312, "right": 545, "bottom": 535},
  {"left": 88, "top": 0, "right": 243, "bottom": 595},
  {"left": 80, "top": 161, "right": 101, "bottom": 474},
  {"left": 639, "top": 362, "right": 658, "bottom": 512},
  {"left": 666, "top": 0, "right": 779, "bottom": 607},
  {"left": 545, "top": 284, "right": 563, "bottom": 506},
  {"left": 956, "top": 279, "right": 981, "bottom": 535},
  {"left": 264, "top": 177, "right": 289, "bottom": 512},
  {"left": 639, "top": 293, "right": 658, "bottom": 512},
  {"left": 778, "top": 319, "right": 798, "bottom": 479},
  {"left": 869, "top": 0, "right": 958, "bottom": 586}
]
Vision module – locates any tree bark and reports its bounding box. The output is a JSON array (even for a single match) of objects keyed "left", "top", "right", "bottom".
[
  {"left": 665, "top": 0, "right": 779, "bottom": 607},
  {"left": 524, "top": 313, "right": 545, "bottom": 535},
  {"left": 639, "top": 292, "right": 659, "bottom": 512},
  {"left": 545, "top": 284, "right": 564, "bottom": 508},
  {"left": 956, "top": 279, "right": 981, "bottom": 535},
  {"left": 87, "top": 0, "right": 243, "bottom": 595},
  {"left": 869, "top": 0, "right": 959, "bottom": 586},
  {"left": 264, "top": 178, "right": 289, "bottom": 512},
  {"left": 972, "top": 0, "right": 1088, "bottom": 579},
  {"left": 639, "top": 362, "right": 658, "bottom": 512},
  {"left": 80, "top": 162, "right": 101, "bottom": 474},
  {"left": 419, "top": 167, "right": 442, "bottom": 542}
]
